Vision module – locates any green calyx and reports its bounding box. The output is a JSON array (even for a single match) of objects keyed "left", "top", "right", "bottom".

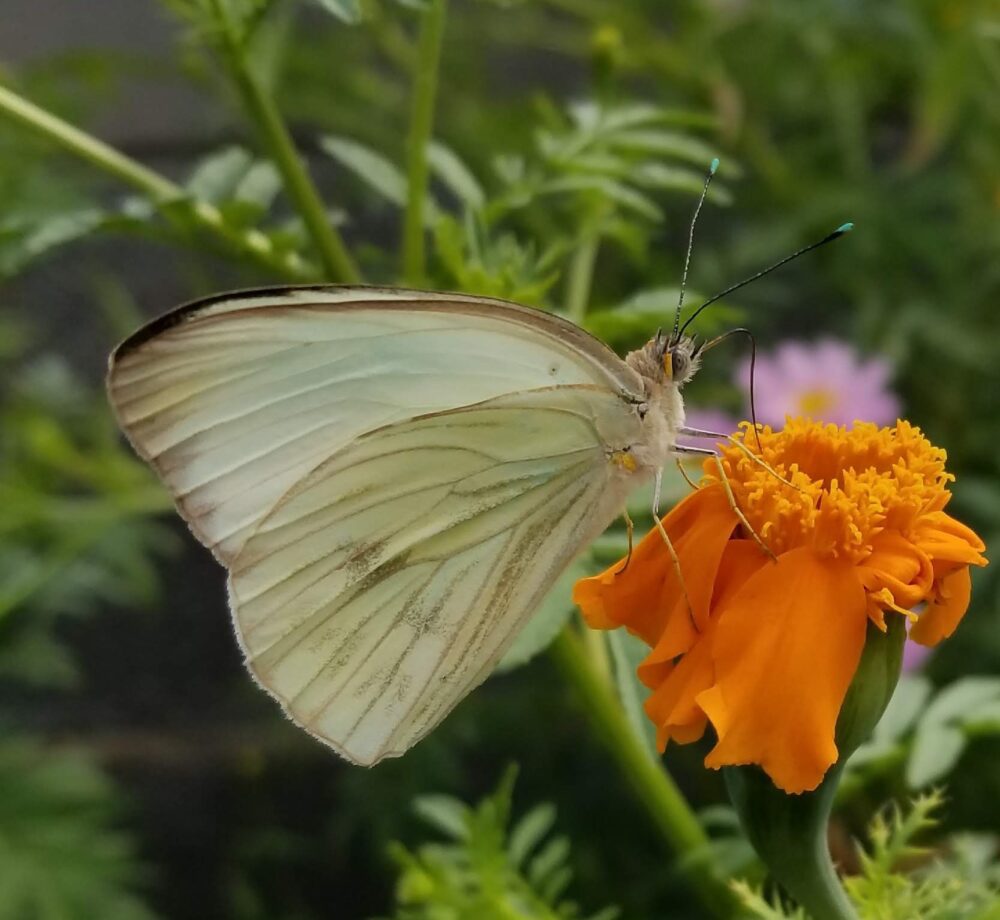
[{"left": 725, "top": 614, "right": 907, "bottom": 920}]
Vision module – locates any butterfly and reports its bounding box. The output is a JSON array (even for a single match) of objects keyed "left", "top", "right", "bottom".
[
  {"left": 106, "top": 285, "right": 706, "bottom": 765},
  {"left": 106, "top": 150, "right": 850, "bottom": 766}
]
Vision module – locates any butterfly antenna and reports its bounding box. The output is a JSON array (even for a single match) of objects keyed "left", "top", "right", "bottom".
[
  {"left": 670, "top": 158, "right": 719, "bottom": 343},
  {"left": 678, "top": 222, "right": 854, "bottom": 338},
  {"left": 696, "top": 327, "right": 762, "bottom": 451}
]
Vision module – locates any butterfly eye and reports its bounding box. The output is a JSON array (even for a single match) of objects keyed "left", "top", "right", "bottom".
[{"left": 670, "top": 350, "right": 685, "bottom": 381}]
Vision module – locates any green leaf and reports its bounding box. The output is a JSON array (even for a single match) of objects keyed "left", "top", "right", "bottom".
[
  {"left": 427, "top": 140, "right": 485, "bottom": 209},
  {"left": 496, "top": 560, "right": 588, "bottom": 673},
  {"left": 320, "top": 136, "right": 408, "bottom": 205},
  {"left": 528, "top": 835, "right": 570, "bottom": 888},
  {"left": 309, "top": 0, "right": 363, "bottom": 23},
  {"left": 607, "top": 630, "right": 658, "bottom": 760},
  {"left": 605, "top": 129, "right": 724, "bottom": 170},
  {"left": 0, "top": 209, "right": 107, "bottom": 277},
  {"left": 906, "top": 722, "right": 966, "bottom": 788},
  {"left": 903, "top": 677, "right": 1000, "bottom": 787},
  {"left": 569, "top": 101, "right": 717, "bottom": 134},
  {"left": 412, "top": 794, "right": 471, "bottom": 841},
  {"left": 507, "top": 802, "right": 557, "bottom": 867},
  {"left": 922, "top": 677, "right": 1000, "bottom": 726},
  {"left": 233, "top": 159, "right": 282, "bottom": 210},
  {"left": 185, "top": 146, "right": 254, "bottom": 202},
  {"left": 321, "top": 136, "right": 441, "bottom": 226},
  {"left": 631, "top": 162, "right": 733, "bottom": 205},
  {"left": 539, "top": 175, "right": 662, "bottom": 220},
  {"left": 873, "top": 674, "right": 933, "bottom": 741}
]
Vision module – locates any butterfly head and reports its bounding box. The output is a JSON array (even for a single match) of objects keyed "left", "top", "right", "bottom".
[{"left": 626, "top": 332, "right": 702, "bottom": 389}]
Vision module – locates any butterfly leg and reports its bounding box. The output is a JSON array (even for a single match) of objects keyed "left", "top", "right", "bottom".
[
  {"left": 652, "top": 467, "right": 663, "bottom": 516},
  {"left": 710, "top": 454, "right": 777, "bottom": 561},
  {"left": 652, "top": 510, "right": 695, "bottom": 622},
  {"left": 614, "top": 509, "right": 635, "bottom": 574},
  {"left": 675, "top": 457, "right": 699, "bottom": 491}
]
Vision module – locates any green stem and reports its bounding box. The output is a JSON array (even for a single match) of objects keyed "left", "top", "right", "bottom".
[
  {"left": 402, "top": 0, "right": 448, "bottom": 284},
  {"left": 726, "top": 765, "right": 858, "bottom": 920},
  {"left": 581, "top": 623, "right": 612, "bottom": 683},
  {"left": 550, "top": 626, "right": 737, "bottom": 918},
  {"left": 210, "top": 0, "right": 360, "bottom": 283},
  {"left": 564, "top": 234, "right": 599, "bottom": 324},
  {"left": 0, "top": 83, "right": 313, "bottom": 280}
]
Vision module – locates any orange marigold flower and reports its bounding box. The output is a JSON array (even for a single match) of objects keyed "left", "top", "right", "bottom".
[{"left": 574, "top": 418, "right": 987, "bottom": 794}]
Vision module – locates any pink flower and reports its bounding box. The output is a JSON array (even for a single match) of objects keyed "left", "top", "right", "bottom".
[
  {"left": 902, "top": 641, "right": 932, "bottom": 672},
  {"left": 735, "top": 339, "right": 900, "bottom": 428}
]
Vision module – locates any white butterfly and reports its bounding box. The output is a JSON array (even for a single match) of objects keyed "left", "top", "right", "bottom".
[{"left": 107, "top": 285, "right": 705, "bottom": 765}]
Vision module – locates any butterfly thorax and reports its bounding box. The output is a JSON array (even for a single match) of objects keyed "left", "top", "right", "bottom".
[{"left": 623, "top": 334, "right": 701, "bottom": 473}]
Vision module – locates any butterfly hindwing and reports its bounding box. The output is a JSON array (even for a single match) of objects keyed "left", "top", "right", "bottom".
[{"left": 229, "top": 386, "right": 641, "bottom": 764}]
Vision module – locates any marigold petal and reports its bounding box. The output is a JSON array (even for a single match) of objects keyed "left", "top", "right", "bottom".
[
  {"left": 857, "top": 532, "right": 934, "bottom": 610},
  {"left": 573, "top": 485, "right": 737, "bottom": 648},
  {"left": 711, "top": 540, "right": 771, "bottom": 610},
  {"left": 645, "top": 632, "right": 714, "bottom": 750},
  {"left": 636, "top": 539, "right": 770, "bottom": 691},
  {"left": 910, "top": 567, "right": 972, "bottom": 647},
  {"left": 697, "top": 547, "right": 868, "bottom": 794},
  {"left": 914, "top": 511, "right": 986, "bottom": 565}
]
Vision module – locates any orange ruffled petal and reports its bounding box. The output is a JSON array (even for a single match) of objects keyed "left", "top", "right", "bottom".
[
  {"left": 645, "top": 631, "right": 714, "bottom": 748},
  {"left": 913, "top": 511, "right": 988, "bottom": 566},
  {"left": 857, "top": 532, "right": 934, "bottom": 623},
  {"left": 910, "top": 567, "right": 972, "bottom": 646},
  {"left": 573, "top": 485, "right": 738, "bottom": 649},
  {"left": 697, "top": 547, "right": 868, "bottom": 794},
  {"left": 641, "top": 540, "right": 771, "bottom": 749}
]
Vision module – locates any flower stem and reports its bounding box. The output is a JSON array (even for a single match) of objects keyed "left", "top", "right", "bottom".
[
  {"left": 564, "top": 233, "right": 599, "bottom": 324},
  {"left": 402, "top": 0, "right": 448, "bottom": 284},
  {"left": 0, "top": 82, "right": 313, "bottom": 280},
  {"left": 210, "top": 0, "right": 360, "bottom": 283},
  {"left": 550, "top": 626, "right": 737, "bottom": 918},
  {"left": 726, "top": 765, "right": 858, "bottom": 920}
]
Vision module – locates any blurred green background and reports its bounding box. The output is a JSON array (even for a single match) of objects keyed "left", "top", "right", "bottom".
[{"left": 1, "top": 1, "right": 999, "bottom": 918}]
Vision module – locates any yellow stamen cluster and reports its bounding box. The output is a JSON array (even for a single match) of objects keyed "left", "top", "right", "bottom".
[{"left": 705, "top": 419, "right": 953, "bottom": 562}]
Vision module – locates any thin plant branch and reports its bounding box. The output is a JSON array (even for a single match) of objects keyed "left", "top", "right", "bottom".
[
  {"left": 550, "top": 624, "right": 739, "bottom": 919},
  {"left": 0, "top": 83, "right": 316, "bottom": 280},
  {"left": 402, "top": 0, "right": 448, "bottom": 284},
  {"left": 209, "top": 0, "right": 361, "bottom": 283}
]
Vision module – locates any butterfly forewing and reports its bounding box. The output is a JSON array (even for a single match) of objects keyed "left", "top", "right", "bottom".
[
  {"left": 108, "top": 288, "right": 641, "bottom": 564},
  {"left": 107, "top": 286, "right": 647, "bottom": 762}
]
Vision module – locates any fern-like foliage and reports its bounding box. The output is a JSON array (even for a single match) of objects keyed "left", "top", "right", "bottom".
[
  {"left": 0, "top": 740, "right": 155, "bottom": 920},
  {"left": 378, "top": 766, "right": 618, "bottom": 920},
  {"left": 735, "top": 792, "right": 1000, "bottom": 920}
]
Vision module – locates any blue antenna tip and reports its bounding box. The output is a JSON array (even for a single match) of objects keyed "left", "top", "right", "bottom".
[
  {"left": 836, "top": 221, "right": 854, "bottom": 234},
  {"left": 710, "top": 157, "right": 720, "bottom": 175}
]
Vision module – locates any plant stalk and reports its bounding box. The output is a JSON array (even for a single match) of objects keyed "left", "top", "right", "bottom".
[
  {"left": 402, "top": 0, "right": 448, "bottom": 284},
  {"left": 726, "top": 765, "right": 858, "bottom": 920},
  {"left": 564, "top": 234, "right": 599, "bottom": 323},
  {"left": 210, "top": 0, "right": 360, "bottom": 283},
  {"left": 0, "top": 83, "right": 313, "bottom": 280},
  {"left": 550, "top": 626, "right": 737, "bottom": 918}
]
